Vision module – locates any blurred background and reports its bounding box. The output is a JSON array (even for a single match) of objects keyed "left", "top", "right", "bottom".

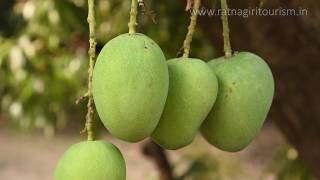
[{"left": 0, "top": 0, "right": 319, "bottom": 179}]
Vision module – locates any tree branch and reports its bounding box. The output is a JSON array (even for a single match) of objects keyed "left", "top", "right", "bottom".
[{"left": 142, "top": 140, "right": 175, "bottom": 180}]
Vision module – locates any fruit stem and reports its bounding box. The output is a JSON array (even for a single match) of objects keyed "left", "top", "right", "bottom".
[
  {"left": 182, "top": 0, "right": 201, "bottom": 58},
  {"left": 128, "top": 0, "right": 138, "bottom": 35},
  {"left": 85, "top": 0, "right": 97, "bottom": 141},
  {"left": 220, "top": 0, "right": 232, "bottom": 58}
]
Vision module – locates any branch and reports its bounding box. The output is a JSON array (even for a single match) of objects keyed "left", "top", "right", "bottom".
[{"left": 142, "top": 140, "right": 175, "bottom": 180}]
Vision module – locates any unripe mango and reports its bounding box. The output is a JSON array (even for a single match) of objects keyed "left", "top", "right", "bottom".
[
  {"left": 92, "top": 33, "right": 169, "bottom": 142},
  {"left": 152, "top": 58, "right": 218, "bottom": 150},
  {"left": 201, "top": 52, "right": 274, "bottom": 152},
  {"left": 54, "top": 140, "right": 126, "bottom": 180}
]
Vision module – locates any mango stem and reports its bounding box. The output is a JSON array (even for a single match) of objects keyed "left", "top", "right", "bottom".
[
  {"left": 182, "top": 0, "right": 201, "bottom": 58},
  {"left": 220, "top": 0, "right": 232, "bottom": 58},
  {"left": 128, "top": 0, "right": 138, "bottom": 35},
  {"left": 85, "top": 0, "right": 97, "bottom": 141}
]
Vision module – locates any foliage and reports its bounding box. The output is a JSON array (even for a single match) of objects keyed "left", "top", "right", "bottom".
[{"left": 268, "top": 147, "right": 314, "bottom": 180}]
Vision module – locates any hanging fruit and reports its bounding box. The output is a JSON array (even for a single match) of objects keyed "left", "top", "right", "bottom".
[
  {"left": 201, "top": 52, "right": 274, "bottom": 151},
  {"left": 92, "top": 0, "right": 169, "bottom": 142},
  {"left": 152, "top": 0, "right": 219, "bottom": 150},
  {"left": 200, "top": 0, "right": 274, "bottom": 152},
  {"left": 54, "top": 141, "right": 126, "bottom": 180},
  {"left": 54, "top": 1, "right": 126, "bottom": 180},
  {"left": 152, "top": 58, "right": 218, "bottom": 149}
]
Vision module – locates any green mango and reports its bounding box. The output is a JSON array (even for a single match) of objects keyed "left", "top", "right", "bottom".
[
  {"left": 201, "top": 52, "right": 274, "bottom": 152},
  {"left": 92, "top": 33, "right": 169, "bottom": 142},
  {"left": 152, "top": 58, "right": 218, "bottom": 150},
  {"left": 54, "top": 140, "right": 126, "bottom": 180}
]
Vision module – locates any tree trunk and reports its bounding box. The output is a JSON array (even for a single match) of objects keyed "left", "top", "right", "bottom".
[{"left": 197, "top": 0, "right": 320, "bottom": 178}]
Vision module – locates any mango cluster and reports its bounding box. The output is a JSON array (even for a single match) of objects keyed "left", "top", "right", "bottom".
[
  {"left": 92, "top": 33, "right": 274, "bottom": 151},
  {"left": 54, "top": 33, "right": 274, "bottom": 180}
]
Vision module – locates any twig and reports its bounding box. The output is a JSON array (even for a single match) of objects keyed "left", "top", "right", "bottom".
[
  {"left": 182, "top": 0, "right": 201, "bottom": 58},
  {"left": 185, "top": 0, "right": 193, "bottom": 11},
  {"left": 139, "top": 0, "right": 157, "bottom": 23},
  {"left": 75, "top": 92, "right": 88, "bottom": 105}
]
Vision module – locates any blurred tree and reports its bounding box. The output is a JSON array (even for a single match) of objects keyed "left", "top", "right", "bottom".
[
  {"left": 0, "top": 0, "right": 89, "bottom": 136},
  {"left": 269, "top": 147, "right": 314, "bottom": 180}
]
